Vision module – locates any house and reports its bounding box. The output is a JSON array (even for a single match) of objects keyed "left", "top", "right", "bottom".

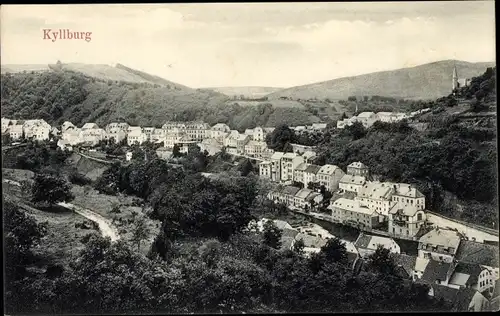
[
  {"left": 223, "top": 130, "right": 239, "bottom": 148},
  {"left": 418, "top": 228, "right": 462, "bottom": 263},
  {"left": 125, "top": 151, "right": 133, "bottom": 161},
  {"left": 50, "top": 126, "right": 60, "bottom": 137},
  {"left": 347, "top": 161, "right": 369, "bottom": 177},
  {"left": 454, "top": 288, "right": 490, "bottom": 311},
  {"left": 22, "top": 119, "right": 51, "bottom": 139},
  {"left": 106, "top": 127, "right": 127, "bottom": 144},
  {"left": 376, "top": 112, "right": 398, "bottom": 123},
  {"left": 105, "top": 122, "right": 129, "bottom": 132},
  {"left": 294, "top": 188, "right": 315, "bottom": 209},
  {"left": 337, "top": 117, "right": 355, "bottom": 129},
  {"left": 210, "top": 123, "right": 231, "bottom": 142},
  {"left": 293, "top": 163, "right": 309, "bottom": 185},
  {"left": 392, "top": 253, "right": 418, "bottom": 279},
  {"left": 198, "top": 138, "right": 223, "bottom": 156},
  {"left": 489, "top": 279, "right": 500, "bottom": 311},
  {"left": 302, "top": 150, "right": 316, "bottom": 163},
  {"left": 303, "top": 164, "right": 321, "bottom": 189},
  {"left": 339, "top": 174, "right": 366, "bottom": 193},
  {"left": 455, "top": 240, "right": 499, "bottom": 280},
  {"left": 268, "top": 186, "right": 301, "bottom": 207},
  {"left": 62, "top": 127, "right": 82, "bottom": 145},
  {"left": 142, "top": 127, "right": 155, "bottom": 140},
  {"left": 258, "top": 160, "right": 272, "bottom": 179},
  {"left": 415, "top": 259, "right": 456, "bottom": 286},
  {"left": 388, "top": 204, "right": 426, "bottom": 238},
  {"left": 355, "top": 181, "right": 395, "bottom": 216},
  {"left": 164, "top": 128, "right": 184, "bottom": 148},
  {"left": 311, "top": 123, "right": 327, "bottom": 131},
  {"left": 150, "top": 128, "right": 167, "bottom": 143},
  {"left": 175, "top": 136, "right": 197, "bottom": 154},
  {"left": 354, "top": 233, "right": 401, "bottom": 258},
  {"left": 253, "top": 218, "right": 294, "bottom": 232},
  {"left": 391, "top": 183, "right": 426, "bottom": 210},
  {"left": 81, "top": 122, "right": 99, "bottom": 130},
  {"left": 1, "top": 117, "right": 11, "bottom": 129},
  {"left": 328, "top": 198, "right": 380, "bottom": 229},
  {"left": 185, "top": 121, "right": 210, "bottom": 141},
  {"left": 32, "top": 125, "right": 50, "bottom": 141},
  {"left": 295, "top": 232, "right": 328, "bottom": 256},
  {"left": 270, "top": 152, "right": 284, "bottom": 182},
  {"left": 251, "top": 126, "right": 266, "bottom": 142},
  {"left": 280, "top": 237, "right": 296, "bottom": 251},
  {"left": 305, "top": 192, "right": 323, "bottom": 209},
  {"left": 316, "top": 164, "right": 345, "bottom": 192},
  {"left": 244, "top": 140, "right": 267, "bottom": 157},
  {"left": 156, "top": 147, "right": 172, "bottom": 160},
  {"left": 448, "top": 262, "right": 496, "bottom": 294},
  {"left": 414, "top": 256, "right": 431, "bottom": 281},
  {"left": 235, "top": 133, "right": 250, "bottom": 154},
  {"left": 355, "top": 112, "right": 377, "bottom": 128},
  {"left": 80, "top": 128, "right": 107, "bottom": 146},
  {"left": 280, "top": 153, "right": 304, "bottom": 183},
  {"left": 128, "top": 128, "right": 147, "bottom": 146},
  {"left": 56, "top": 139, "right": 73, "bottom": 151}
]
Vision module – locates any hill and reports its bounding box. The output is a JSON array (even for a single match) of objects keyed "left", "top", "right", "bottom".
[
  {"left": 0, "top": 64, "right": 321, "bottom": 130},
  {"left": 207, "top": 86, "right": 284, "bottom": 98},
  {"left": 267, "top": 60, "right": 495, "bottom": 101},
  {"left": 1, "top": 64, "right": 50, "bottom": 73}
]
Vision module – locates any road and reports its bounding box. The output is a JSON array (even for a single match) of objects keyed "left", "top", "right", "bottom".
[
  {"left": 426, "top": 212, "right": 499, "bottom": 243},
  {"left": 3, "top": 179, "right": 120, "bottom": 242}
]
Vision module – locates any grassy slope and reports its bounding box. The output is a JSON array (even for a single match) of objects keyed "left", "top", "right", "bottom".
[{"left": 267, "top": 60, "right": 495, "bottom": 100}]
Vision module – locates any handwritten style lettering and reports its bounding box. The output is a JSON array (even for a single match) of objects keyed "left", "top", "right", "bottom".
[{"left": 42, "top": 29, "right": 92, "bottom": 42}]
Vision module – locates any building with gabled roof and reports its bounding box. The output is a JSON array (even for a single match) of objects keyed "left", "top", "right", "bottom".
[
  {"left": 389, "top": 204, "right": 426, "bottom": 238},
  {"left": 354, "top": 232, "right": 401, "bottom": 258},
  {"left": 355, "top": 181, "right": 395, "bottom": 216},
  {"left": 347, "top": 161, "right": 369, "bottom": 177},
  {"left": 418, "top": 228, "right": 462, "bottom": 263},
  {"left": 328, "top": 198, "right": 380, "bottom": 229},
  {"left": 317, "top": 164, "right": 345, "bottom": 192},
  {"left": 339, "top": 174, "right": 366, "bottom": 193}
]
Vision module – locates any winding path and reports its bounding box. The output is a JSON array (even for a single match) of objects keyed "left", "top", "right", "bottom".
[{"left": 3, "top": 179, "right": 120, "bottom": 242}]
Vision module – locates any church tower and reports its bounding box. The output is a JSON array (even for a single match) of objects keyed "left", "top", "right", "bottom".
[{"left": 452, "top": 64, "right": 458, "bottom": 91}]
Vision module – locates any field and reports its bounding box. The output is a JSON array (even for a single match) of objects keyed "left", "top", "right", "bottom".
[
  {"left": 70, "top": 185, "right": 161, "bottom": 254},
  {"left": 2, "top": 176, "right": 92, "bottom": 268}
]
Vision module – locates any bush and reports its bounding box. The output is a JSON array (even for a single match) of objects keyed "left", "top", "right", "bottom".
[{"left": 69, "top": 171, "right": 92, "bottom": 185}]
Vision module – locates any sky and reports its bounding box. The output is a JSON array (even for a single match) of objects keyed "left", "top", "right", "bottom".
[{"left": 0, "top": 2, "right": 496, "bottom": 88}]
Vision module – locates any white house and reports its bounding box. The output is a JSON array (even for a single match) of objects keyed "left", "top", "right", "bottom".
[
  {"left": 280, "top": 152, "right": 305, "bottom": 183},
  {"left": 354, "top": 233, "right": 401, "bottom": 258},
  {"left": 388, "top": 204, "right": 426, "bottom": 238},
  {"left": 128, "top": 128, "right": 147, "bottom": 146},
  {"left": 339, "top": 174, "right": 366, "bottom": 193},
  {"left": 347, "top": 161, "right": 369, "bottom": 177},
  {"left": 316, "top": 164, "right": 345, "bottom": 192},
  {"left": 418, "top": 228, "right": 461, "bottom": 263}
]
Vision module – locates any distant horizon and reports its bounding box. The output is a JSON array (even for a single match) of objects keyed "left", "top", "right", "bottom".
[{"left": 0, "top": 58, "right": 495, "bottom": 90}]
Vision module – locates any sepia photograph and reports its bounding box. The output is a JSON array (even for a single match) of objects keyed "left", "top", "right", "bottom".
[{"left": 1, "top": 1, "right": 498, "bottom": 313}]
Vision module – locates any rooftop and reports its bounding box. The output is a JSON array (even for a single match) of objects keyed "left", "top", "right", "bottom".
[
  {"left": 340, "top": 174, "right": 366, "bottom": 185},
  {"left": 419, "top": 228, "right": 461, "bottom": 250},
  {"left": 419, "top": 260, "right": 453, "bottom": 284},
  {"left": 295, "top": 188, "right": 313, "bottom": 200},
  {"left": 271, "top": 152, "right": 285, "bottom": 160},
  {"left": 354, "top": 233, "right": 397, "bottom": 251},
  {"left": 455, "top": 240, "right": 499, "bottom": 268},
  {"left": 295, "top": 163, "right": 309, "bottom": 171},
  {"left": 330, "top": 198, "right": 375, "bottom": 216},
  {"left": 295, "top": 233, "right": 328, "bottom": 249},
  {"left": 304, "top": 164, "right": 321, "bottom": 174},
  {"left": 348, "top": 161, "right": 367, "bottom": 169},
  {"left": 318, "top": 164, "right": 340, "bottom": 175},
  {"left": 357, "top": 181, "right": 394, "bottom": 200},
  {"left": 393, "top": 183, "right": 425, "bottom": 198},
  {"left": 392, "top": 253, "right": 418, "bottom": 277},
  {"left": 283, "top": 152, "right": 298, "bottom": 159},
  {"left": 389, "top": 204, "right": 423, "bottom": 217},
  {"left": 282, "top": 185, "right": 301, "bottom": 196},
  {"left": 357, "top": 112, "right": 376, "bottom": 118}
]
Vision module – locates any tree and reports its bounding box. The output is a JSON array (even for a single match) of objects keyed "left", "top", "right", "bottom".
[
  {"left": 239, "top": 158, "right": 254, "bottom": 176},
  {"left": 266, "top": 124, "right": 296, "bottom": 152},
  {"left": 320, "top": 237, "right": 348, "bottom": 263},
  {"left": 31, "top": 173, "right": 74, "bottom": 206},
  {"left": 367, "top": 245, "right": 397, "bottom": 275},
  {"left": 262, "top": 220, "right": 282, "bottom": 249},
  {"left": 172, "top": 143, "right": 182, "bottom": 158},
  {"left": 130, "top": 215, "right": 150, "bottom": 252}
]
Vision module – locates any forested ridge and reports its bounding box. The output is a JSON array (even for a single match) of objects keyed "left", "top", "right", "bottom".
[{"left": 1, "top": 70, "right": 320, "bottom": 131}]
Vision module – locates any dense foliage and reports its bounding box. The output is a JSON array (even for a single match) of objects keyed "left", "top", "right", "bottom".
[
  {"left": 1, "top": 71, "right": 319, "bottom": 131},
  {"left": 31, "top": 173, "right": 75, "bottom": 205},
  {"left": 2, "top": 141, "right": 72, "bottom": 172}
]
